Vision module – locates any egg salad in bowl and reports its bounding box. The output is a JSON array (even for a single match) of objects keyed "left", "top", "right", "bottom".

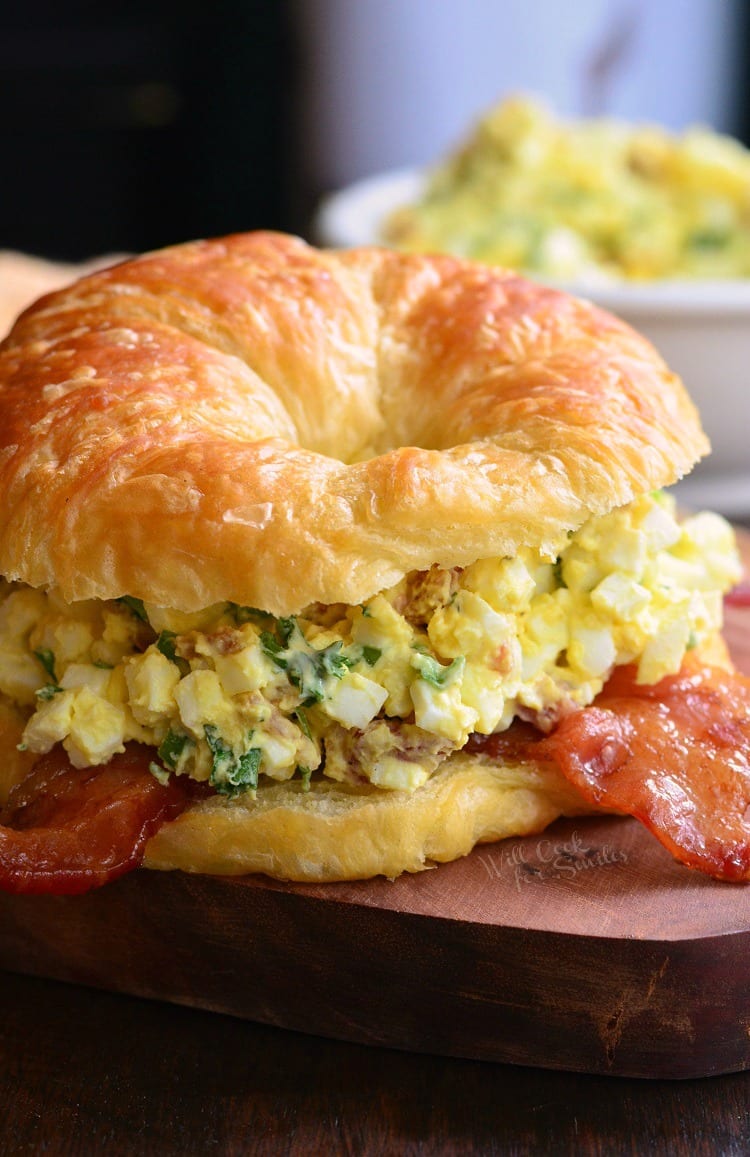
[
  {"left": 0, "top": 492, "right": 738, "bottom": 803},
  {"left": 383, "top": 95, "right": 750, "bottom": 282}
]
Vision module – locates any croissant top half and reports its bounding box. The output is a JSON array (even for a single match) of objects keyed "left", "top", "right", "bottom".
[{"left": 0, "top": 231, "right": 707, "bottom": 613}]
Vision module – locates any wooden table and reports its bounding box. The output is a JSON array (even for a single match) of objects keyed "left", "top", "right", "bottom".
[{"left": 1, "top": 965, "right": 749, "bottom": 1156}]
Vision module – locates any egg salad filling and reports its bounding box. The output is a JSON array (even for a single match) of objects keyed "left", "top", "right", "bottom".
[
  {"left": 0, "top": 492, "right": 740, "bottom": 797},
  {"left": 384, "top": 95, "right": 750, "bottom": 281}
]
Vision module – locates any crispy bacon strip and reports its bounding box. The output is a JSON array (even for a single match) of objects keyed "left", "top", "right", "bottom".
[
  {"left": 0, "top": 744, "right": 190, "bottom": 895},
  {"left": 536, "top": 660, "right": 750, "bottom": 881}
]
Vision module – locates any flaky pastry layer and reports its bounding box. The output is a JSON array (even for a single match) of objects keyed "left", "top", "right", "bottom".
[
  {"left": 143, "top": 750, "right": 598, "bottom": 881},
  {"left": 0, "top": 232, "right": 708, "bottom": 613}
]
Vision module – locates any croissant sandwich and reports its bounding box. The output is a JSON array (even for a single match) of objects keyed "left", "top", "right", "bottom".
[{"left": 0, "top": 230, "right": 747, "bottom": 895}]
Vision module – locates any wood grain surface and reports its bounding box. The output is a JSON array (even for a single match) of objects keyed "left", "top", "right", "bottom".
[
  {"left": 3, "top": 966, "right": 750, "bottom": 1157},
  {"left": 1, "top": 534, "right": 750, "bottom": 1085}
]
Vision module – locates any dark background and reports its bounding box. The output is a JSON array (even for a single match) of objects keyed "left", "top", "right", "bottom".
[{"left": 0, "top": 1, "right": 301, "bottom": 260}]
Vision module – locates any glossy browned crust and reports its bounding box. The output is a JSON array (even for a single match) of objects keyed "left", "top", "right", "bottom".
[{"left": 0, "top": 232, "right": 707, "bottom": 614}]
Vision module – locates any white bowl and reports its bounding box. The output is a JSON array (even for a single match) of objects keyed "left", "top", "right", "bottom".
[
  {"left": 315, "top": 169, "right": 750, "bottom": 514},
  {"left": 315, "top": 168, "right": 426, "bottom": 250}
]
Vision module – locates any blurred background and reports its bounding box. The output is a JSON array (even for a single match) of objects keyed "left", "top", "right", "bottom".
[{"left": 0, "top": 0, "right": 746, "bottom": 261}]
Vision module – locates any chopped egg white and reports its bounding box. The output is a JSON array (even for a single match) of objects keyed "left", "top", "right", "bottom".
[{"left": 323, "top": 673, "right": 388, "bottom": 730}]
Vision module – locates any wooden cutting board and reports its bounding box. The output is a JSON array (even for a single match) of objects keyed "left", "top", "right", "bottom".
[{"left": 2, "top": 533, "right": 750, "bottom": 1080}]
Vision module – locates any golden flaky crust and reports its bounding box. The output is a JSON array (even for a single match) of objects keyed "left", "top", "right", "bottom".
[
  {"left": 0, "top": 231, "right": 707, "bottom": 615},
  {"left": 143, "top": 750, "right": 598, "bottom": 881}
]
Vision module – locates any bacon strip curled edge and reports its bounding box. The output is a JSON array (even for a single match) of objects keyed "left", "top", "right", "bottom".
[
  {"left": 535, "top": 658, "right": 750, "bottom": 882},
  {"left": 0, "top": 744, "right": 191, "bottom": 895}
]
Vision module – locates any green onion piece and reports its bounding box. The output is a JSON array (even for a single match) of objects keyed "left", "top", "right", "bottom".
[
  {"left": 294, "top": 707, "right": 312, "bottom": 739},
  {"left": 33, "top": 648, "right": 56, "bottom": 681},
  {"left": 229, "top": 604, "right": 271, "bottom": 624},
  {"left": 158, "top": 729, "right": 190, "bottom": 771},
  {"left": 262, "top": 618, "right": 354, "bottom": 704},
  {"left": 413, "top": 653, "right": 465, "bottom": 688},
  {"left": 688, "top": 228, "right": 729, "bottom": 251},
  {"left": 260, "top": 631, "right": 286, "bottom": 666},
  {"left": 298, "top": 765, "right": 312, "bottom": 792},
  {"left": 277, "top": 616, "right": 297, "bottom": 647},
  {"left": 156, "top": 631, "right": 190, "bottom": 676},
  {"left": 287, "top": 643, "right": 353, "bottom": 705},
  {"left": 361, "top": 645, "right": 382, "bottom": 667},
  {"left": 205, "top": 725, "right": 262, "bottom": 797},
  {"left": 118, "top": 596, "right": 148, "bottom": 622},
  {"left": 35, "top": 684, "right": 62, "bottom": 701}
]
